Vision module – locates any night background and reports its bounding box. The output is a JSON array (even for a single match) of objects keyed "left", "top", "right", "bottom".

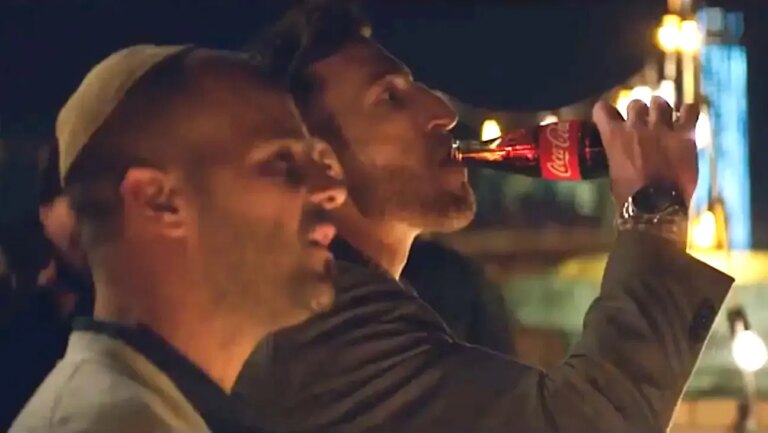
[
  {"left": 1, "top": 0, "right": 767, "bottom": 431},
  {"left": 1, "top": 0, "right": 766, "bottom": 235}
]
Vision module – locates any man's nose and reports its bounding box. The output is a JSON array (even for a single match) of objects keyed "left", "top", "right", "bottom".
[
  {"left": 425, "top": 89, "right": 459, "bottom": 133},
  {"left": 305, "top": 139, "right": 347, "bottom": 210}
]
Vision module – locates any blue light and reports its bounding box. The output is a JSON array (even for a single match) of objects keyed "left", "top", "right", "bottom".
[{"left": 699, "top": 43, "right": 751, "bottom": 249}]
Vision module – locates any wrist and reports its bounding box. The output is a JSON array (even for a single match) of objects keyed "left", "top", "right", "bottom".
[
  {"left": 616, "top": 214, "right": 688, "bottom": 249},
  {"left": 616, "top": 183, "right": 689, "bottom": 249}
]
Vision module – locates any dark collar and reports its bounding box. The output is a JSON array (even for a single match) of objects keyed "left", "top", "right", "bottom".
[
  {"left": 72, "top": 318, "right": 245, "bottom": 433},
  {"left": 329, "top": 237, "right": 374, "bottom": 269},
  {"left": 330, "top": 237, "right": 416, "bottom": 294}
]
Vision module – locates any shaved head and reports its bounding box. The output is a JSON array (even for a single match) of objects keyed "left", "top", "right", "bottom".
[
  {"left": 66, "top": 49, "right": 302, "bottom": 246},
  {"left": 63, "top": 45, "right": 346, "bottom": 334}
]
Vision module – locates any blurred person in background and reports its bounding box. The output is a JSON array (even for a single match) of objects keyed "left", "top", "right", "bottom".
[
  {"left": 0, "top": 144, "right": 93, "bottom": 431},
  {"left": 233, "top": 2, "right": 733, "bottom": 433},
  {"left": 36, "top": 143, "right": 94, "bottom": 318},
  {"left": 0, "top": 220, "right": 72, "bottom": 432}
]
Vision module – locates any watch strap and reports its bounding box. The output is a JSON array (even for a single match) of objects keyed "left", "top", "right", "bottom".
[{"left": 617, "top": 184, "right": 689, "bottom": 249}]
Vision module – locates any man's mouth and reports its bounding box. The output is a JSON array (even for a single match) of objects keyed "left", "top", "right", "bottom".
[
  {"left": 306, "top": 222, "right": 337, "bottom": 248},
  {"left": 436, "top": 136, "right": 463, "bottom": 167},
  {"left": 439, "top": 148, "right": 464, "bottom": 167}
]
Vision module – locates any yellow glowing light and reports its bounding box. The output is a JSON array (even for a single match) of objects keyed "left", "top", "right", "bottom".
[
  {"left": 654, "top": 80, "right": 677, "bottom": 108},
  {"left": 682, "top": 52, "right": 697, "bottom": 104},
  {"left": 615, "top": 89, "right": 633, "bottom": 119},
  {"left": 679, "top": 20, "right": 703, "bottom": 54},
  {"left": 657, "top": 14, "right": 682, "bottom": 53},
  {"left": 617, "top": 82, "right": 677, "bottom": 120},
  {"left": 732, "top": 329, "right": 768, "bottom": 373},
  {"left": 540, "top": 114, "right": 559, "bottom": 126},
  {"left": 691, "top": 210, "right": 718, "bottom": 250},
  {"left": 481, "top": 119, "right": 502, "bottom": 142},
  {"left": 630, "top": 86, "right": 654, "bottom": 105}
]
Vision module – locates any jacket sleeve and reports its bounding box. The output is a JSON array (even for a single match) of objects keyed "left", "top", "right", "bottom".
[{"left": 236, "top": 230, "right": 733, "bottom": 433}]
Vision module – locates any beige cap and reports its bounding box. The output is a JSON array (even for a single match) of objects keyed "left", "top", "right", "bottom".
[{"left": 56, "top": 44, "right": 192, "bottom": 184}]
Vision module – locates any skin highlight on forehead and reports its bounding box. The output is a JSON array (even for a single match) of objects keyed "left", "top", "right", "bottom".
[
  {"left": 310, "top": 40, "right": 412, "bottom": 94},
  {"left": 170, "top": 51, "right": 307, "bottom": 164}
]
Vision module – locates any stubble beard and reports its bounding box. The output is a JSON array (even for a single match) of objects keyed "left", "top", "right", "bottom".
[
  {"left": 351, "top": 166, "right": 477, "bottom": 234},
  {"left": 197, "top": 215, "right": 327, "bottom": 331}
]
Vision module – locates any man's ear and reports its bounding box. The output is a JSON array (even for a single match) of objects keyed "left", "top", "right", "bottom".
[{"left": 120, "top": 167, "right": 188, "bottom": 238}]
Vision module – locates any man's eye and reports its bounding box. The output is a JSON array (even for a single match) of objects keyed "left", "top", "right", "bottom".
[
  {"left": 378, "top": 87, "right": 401, "bottom": 104},
  {"left": 258, "top": 151, "right": 302, "bottom": 184},
  {"left": 260, "top": 159, "right": 289, "bottom": 176}
]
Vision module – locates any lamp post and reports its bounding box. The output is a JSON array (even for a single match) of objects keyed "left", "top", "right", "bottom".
[
  {"left": 727, "top": 307, "right": 767, "bottom": 433},
  {"left": 655, "top": 11, "right": 703, "bottom": 102},
  {"left": 614, "top": 9, "right": 702, "bottom": 119}
]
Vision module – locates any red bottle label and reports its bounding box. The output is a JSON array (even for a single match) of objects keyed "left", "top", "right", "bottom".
[{"left": 539, "top": 121, "right": 582, "bottom": 180}]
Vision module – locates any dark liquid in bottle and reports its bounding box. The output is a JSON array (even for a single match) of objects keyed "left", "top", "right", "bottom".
[{"left": 454, "top": 121, "right": 608, "bottom": 180}]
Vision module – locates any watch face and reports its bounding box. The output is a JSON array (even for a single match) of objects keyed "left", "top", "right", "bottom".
[{"left": 633, "top": 184, "right": 682, "bottom": 214}]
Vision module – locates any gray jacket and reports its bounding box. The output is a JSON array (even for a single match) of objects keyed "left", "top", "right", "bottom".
[
  {"left": 10, "top": 330, "right": 211, "bottom": 433},
  {"left": 234, "top": 231, "right": 734, "bottom": 433}
]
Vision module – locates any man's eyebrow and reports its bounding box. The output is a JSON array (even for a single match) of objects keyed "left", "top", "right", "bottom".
[
  {"left": 244, "top": 138, "right": 306, "bottom": 161},
  {"left": 366, "top": 65, "right": 414, "bottom": 88}
]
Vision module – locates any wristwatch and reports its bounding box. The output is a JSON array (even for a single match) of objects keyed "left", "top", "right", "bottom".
[{"left": 617, "top": 183, "right": 689, "bottom": 247}]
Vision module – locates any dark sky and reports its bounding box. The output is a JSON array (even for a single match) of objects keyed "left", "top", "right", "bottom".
[
  {"left": 0, "top": 0, "right": 766, "bottom": 243},
  {"left": 0, "top": 0, "right": 664, "bottom": 130}
]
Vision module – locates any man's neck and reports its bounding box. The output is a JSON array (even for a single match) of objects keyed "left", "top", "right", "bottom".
[
  {"left": 333, "top": 207, "right": 418, "bottom": 279},
  {"left": 92, "top": 260, "right": 264, "bottom": 393},
  {"left": 148, "top": 313, "right": 264, "bottom": 393}
]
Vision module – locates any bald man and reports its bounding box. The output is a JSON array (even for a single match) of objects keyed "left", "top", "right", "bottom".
[{"left": 12, "top": 45, "right": 346, "bottom": 433}]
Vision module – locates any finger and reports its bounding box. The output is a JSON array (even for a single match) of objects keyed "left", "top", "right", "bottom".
[
  {"left": 592, "top": 100, "right": 623, "bottom": 136},
  {"left": 649, "top": 96, "right": 674, "bottom": 129},
  {"left": 677, "top": 103, "right": 700, "bottom": 132},
  {"left": 626, "top": 99, "right": 649, "bottom": 126}
]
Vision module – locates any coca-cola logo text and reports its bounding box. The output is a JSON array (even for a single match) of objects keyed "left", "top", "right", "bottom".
[{"left": 544, "top": 123, "right": 572, "bottom": 177}]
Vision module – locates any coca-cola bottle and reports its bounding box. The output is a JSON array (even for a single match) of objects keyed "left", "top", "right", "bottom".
[{"left": 452, "top": 120, "right": 608, "bottom": 180}]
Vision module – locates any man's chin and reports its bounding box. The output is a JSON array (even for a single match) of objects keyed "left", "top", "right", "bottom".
[
  {"left": 271, "top": 272, "right": 335, "bottom": 332},
  {"left": 308, "top": 279, "right": 335, "bottom": 314},
  {"left": 296, "top": 261, "right": 337, "bottom": 314},
  {"left": 427, "top": 210, "right": 475, "bottom": 233},
  {"left": 423, "top": 186, "right": 477, "bottom": 233}
]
